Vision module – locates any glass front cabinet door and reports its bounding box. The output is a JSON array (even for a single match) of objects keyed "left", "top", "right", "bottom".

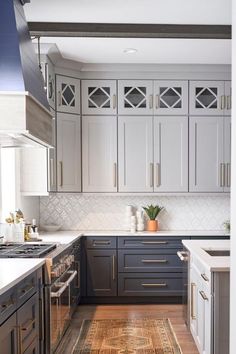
[
  {"left": 154, "top": 80, "right": 188, "bottom": 115},
  {"left": 189, "top": 81, "right": 225, "bottom": 115},
  {"left": 118, "top": 80, "right": 153, "bottom": 115},
  {"left": 56, "top": 75, "right": 80, "bottom": 114},
  {"left": 82, "top": 80, "right": 117, "bottom": 115}
]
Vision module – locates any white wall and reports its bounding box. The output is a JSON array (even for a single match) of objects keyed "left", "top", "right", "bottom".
[{"left": 40, "top": 194, "right": 230, "bottom": 231}]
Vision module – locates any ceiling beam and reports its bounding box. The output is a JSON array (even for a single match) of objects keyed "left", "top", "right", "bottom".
[{"left": 28, "top": 22, "right": 231, "bottom": 39}]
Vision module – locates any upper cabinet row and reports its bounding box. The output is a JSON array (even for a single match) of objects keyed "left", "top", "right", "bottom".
[
  {"left": 53, "top": 77, "right": 231, "bottom": 116},
  {"left": 80, "top": 79, "right": 231, "bottom": 116}
]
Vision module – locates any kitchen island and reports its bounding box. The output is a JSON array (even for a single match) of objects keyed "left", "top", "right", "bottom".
[{"left": 183, "top": 239, "right": 230, "bottom": 354}]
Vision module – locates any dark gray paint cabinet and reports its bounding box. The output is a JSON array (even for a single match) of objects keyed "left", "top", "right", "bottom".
[{"left": 0, "top": 313, "right": 17, "bottom": 354}]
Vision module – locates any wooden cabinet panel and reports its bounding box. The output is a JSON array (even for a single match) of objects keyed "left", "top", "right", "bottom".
[
  {"left": 118, "top": 80, "right": 153, "bottom": 115},
  {"left": 82, "top": 116, "right": 117, "bottom": 192},
  {"left": 189, "top": 116, "right": 224, "bottom": 192},
  {"left": 118, "top": 116, "right": 153, "bottom": 192},
  {"left": 56, "top": 75, "right": 80, "bottom": 114},
  {"left": 87, "top": 249, "right": 117, "bottom": 296},
  {"left": 154, "top": 116, "right": 188, "bottom": 192},
  {"left": 57, "top": 113, "right": 81, "bottom": 192},
  {"left": 82, "top": 80, "right": 117, "bottom": 115},
  {"left": 154, "top": 80, "right": 188, "bottom": 115}
]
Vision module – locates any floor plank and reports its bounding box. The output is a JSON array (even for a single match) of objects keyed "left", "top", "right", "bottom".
[{"left": 55, "top": 304, "right": 198, "bottom": 354}]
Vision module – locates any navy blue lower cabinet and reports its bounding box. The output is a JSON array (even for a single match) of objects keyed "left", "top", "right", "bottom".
[
  {"left": 118, "top": 273, "right": 182, "bottom": 297},
  {"left": 118, "top": 237, "right": 184, "bottom": 249},
  {"left": 87, "top": 249, "right": 117, "bottom": 296},
  {"left": 118, "top": 249, "right": 182, "bottom": 273},
  {"left": 0, "top": 313, "right": 17, "bottom": 353}
]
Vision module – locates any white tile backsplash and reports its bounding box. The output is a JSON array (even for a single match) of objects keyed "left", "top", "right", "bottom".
[{"left": 40, "top": 194, "right": 230, "bottom": 231}]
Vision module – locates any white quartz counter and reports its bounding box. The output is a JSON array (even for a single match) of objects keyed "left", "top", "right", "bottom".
[
  {"left": 182, "top": 239, "right": 230, "bottom": 272},
  {"left": 0, "top": 258, "right": 45, "bottom": 296},
  {"left": 38, "top": 230, "right": 229, "bottom": 245}
]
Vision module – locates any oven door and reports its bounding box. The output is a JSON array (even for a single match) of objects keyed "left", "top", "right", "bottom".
[{"left": 177, "top": 248, "right": 189, "bottom": 327}]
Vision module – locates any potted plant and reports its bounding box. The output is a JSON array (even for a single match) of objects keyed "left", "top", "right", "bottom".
[{"left": 143, "top": 204, "right": 164, "bottom": 231}]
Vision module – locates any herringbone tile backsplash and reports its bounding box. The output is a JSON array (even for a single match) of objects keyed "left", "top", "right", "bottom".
[{"left": 40, "top": 194, "right": 230, "bottom": 231}]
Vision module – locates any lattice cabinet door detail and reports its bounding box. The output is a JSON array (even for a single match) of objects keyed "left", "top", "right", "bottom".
[
  {"left": 118, "top": 80, "right": 153, "bottom": 115},
  {"left": 189, "top": 81, "right": 225, "bottom": 116},
  {"left": 56, "top": 75, "right": 80, "bottom": 114},
  {"left": 154, "top": 80, "right": 188, "bottom": 115},
  {"left": 82, "top": 80, "right": 117, "bottom": 115}
]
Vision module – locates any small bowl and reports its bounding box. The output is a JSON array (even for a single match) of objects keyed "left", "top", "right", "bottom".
[{"left": 41, "top": 224, "right": 61, "bottom": 232}]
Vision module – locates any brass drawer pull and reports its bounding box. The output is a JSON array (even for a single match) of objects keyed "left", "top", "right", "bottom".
[
  {"left": 199, "top": 290, "right": 208, "bottom": 301},
  {"left": 141, "top": 241, "right": 168, "bottom": 244},
  {"left": 201, "top": 273, "right": 209, "bottom": 282},
  {"left": 93, "top": 241, "right": 111, "bottom": 245},
  {"left": 21, "top": 319, "right": 36, "bottom": 331},
  {"left": 142, "top": 259, "right": 167, "bottom": 263},
  {"left": 112, "top": 255, "right": 116, "bottom": 281},
  {"left": 142, "top": 283, "right": 167, "bottom": 287},
  {"left": 191, "top": 282, "right": 196, "bottom": 319},
  {"left": 59, "top": 161, "right": 63, "bottom": 187},
  {"left": 1, "top": 299, "right": 14, "bottom": 311},
  {"left": 20, "top": 284, "right": 34, "bottom": 297}
]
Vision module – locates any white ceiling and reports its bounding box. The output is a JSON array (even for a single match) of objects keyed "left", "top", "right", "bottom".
[{"left": 24, "top": 0, "right": 232, "bottom": 65}]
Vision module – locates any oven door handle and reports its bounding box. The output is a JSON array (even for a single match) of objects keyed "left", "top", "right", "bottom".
[
  {"left": 51, "top": 282, "right": 68, "bottom": 298},
  {"left": 66, "top": 270, "right": 77, "bottom": 286},
  {"left": 177, "top": 251, "right": 188, "bottom": 262}
]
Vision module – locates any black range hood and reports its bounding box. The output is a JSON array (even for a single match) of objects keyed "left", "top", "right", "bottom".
[{"left": 0, "top": 0, "right": 53, "bottom": 147}]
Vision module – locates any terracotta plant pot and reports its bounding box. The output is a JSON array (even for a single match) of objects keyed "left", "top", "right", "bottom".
[{"left": 147, "top": 220, "right": 158, "bottom": 232}]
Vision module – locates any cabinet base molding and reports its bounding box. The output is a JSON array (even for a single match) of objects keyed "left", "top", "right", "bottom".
[{"left": 81, "top": 296, "right": 182, "bottom": 305}]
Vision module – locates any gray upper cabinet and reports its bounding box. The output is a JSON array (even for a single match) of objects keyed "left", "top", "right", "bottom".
[
  {"left": 154, "top": 116, "right": 188, "bottom": 192},
  {"left": 154, "top": 80, "right": 188, "bottom": 115},
  {"left": 82, "top": 116, "right": 117, "bottom": 192},
  {"left": 44, "top": 58, "right": 56, "bottom": 110},
  {"left": 189, "top": 81, "right": 225, "bottom": 116},
  {"left": 189, "top": 116, "right": 224, "bottom": 192},
  {"left": 224, "top": 116, "right": 231, "bottom": 192},
  {"left": 224, "top": 81, "right": 231, "bottom": 116},
  {"left": 118, "top": 116, "right": 153, "bottom": 192},
  {"left": 57, "top": 113, "right": 81, "bottom": 192},
  {"left": 118, "top": 80, "right": 153, "bottom": 115},
  {"left": 48, "top": 111, "right": 57, "bottom": 192},
  {"left": 82, "top": 80, "right": 117, "bottom": 115},
  {"left": 56, "top": 75, "right": 80, "bottom": 114}
]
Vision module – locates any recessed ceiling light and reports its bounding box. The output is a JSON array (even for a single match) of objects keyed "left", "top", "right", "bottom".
[{"left": 123, "top": 48, "right": 138, "bottom": 54}]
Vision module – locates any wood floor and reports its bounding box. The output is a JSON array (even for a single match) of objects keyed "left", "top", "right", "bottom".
[{"left": 55, "top": 304, "right": 198, "bottom": 354}]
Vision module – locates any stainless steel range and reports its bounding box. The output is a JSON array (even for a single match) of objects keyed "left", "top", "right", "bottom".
[
  {"left": 0, "top": 240, "right": 81, "bottom": 354},
  {"left": 0, "top": 243, "right": 57, "bottom": 258}
]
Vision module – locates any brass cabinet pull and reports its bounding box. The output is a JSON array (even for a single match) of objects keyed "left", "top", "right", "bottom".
[
  {"left": 156, "top": 163, "right": 160, "bottom": 187},
  {"left": 1, "top": 298, "right": 14, "bottom": 312},
  {"left": 150, "top": 163, "right": 154, "bottom": 187},
  {"left": 113, "top": 94, "right": 117, "bottom": 109},
  {"left": 113, "top": 163, "right": 117, "bottom": 188},
  {"left": 227, "top": 95, "right": 231, "bottom": 110},
  {"left": 191, "top": 282, "right": 196, "bottom": 319},
  {"left": 227, "top": 163, "right": 231, "bottom": 187},
  {"left": 20, "top": 284, "right": 34, "bottom": 297},
  {"left": 199, "top": 290, "right": 208, "bottom": 301},
  {"left": 59, "top": 161, "right": 63, "bottom": 187},
  {"left": 142, "top": 259, "right": 167, "bottom": 263},
  {"left": 177, "top": 251, "right": 188, "bottom": 262},
  {"left": 93, "top": 241, "right": 111, "bottom": 245},
  {"left": 50, "top": 158, "right": 54, "bottom": 187},
  {"left": 112, "top": 255, "right": 115, "bottom": 281},
  {"left": 58, "top": 90, "right": 62, "bottom": 106},
  {"left": 149, "top": 95, "right": 153, "bottom": 109},
  {"left": 155, "top": 95, "right": 159, "bottom": 109},
  {"left": 141, "top": 241, "right": 168, "bottom": 244},
  {"left": 21, "top": 318, "right": 36, "bottom": 331},
  {"left": 142, "top": 283, "right": 167, "bottom": 287},
  {"left": 220, "top": 95, "right": 225, "bottom": 110},
  {"left": 220, "top": 163, "right": 225, "bottom": 187},
  {"left": 201, "top": 273, "right": 209, "bottom": 282}
]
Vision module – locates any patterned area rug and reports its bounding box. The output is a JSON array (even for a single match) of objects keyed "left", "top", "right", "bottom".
[{"left": 73, "top": 318, "right": 182, "bottom": 353}]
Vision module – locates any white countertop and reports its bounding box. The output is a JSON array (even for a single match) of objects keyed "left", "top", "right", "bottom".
[
  {"left": 182, "top": 239, "right": 230, "bottom": 272},
  {"left": 38, "top": 230, "right": 229, "bottom": 244},
  {"left": 0, "top": 258, "right": 45, "bottom": 296}
]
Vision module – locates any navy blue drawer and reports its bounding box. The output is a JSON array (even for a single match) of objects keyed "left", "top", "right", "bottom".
[
  {"left": 118, "top": 273, "right": 182, "bottom": 297},
  {"left": 17, "top": 272, "right": 37, "bottom": 308},
  {"left": 86, "top": 236, "right": 117, "bottom": 249},
  {"left": 118, "top": 237, "right": 185, "bottom": 249},
  {"left": 118, "top": 249, "right": 182, "bottom": 273},
  {"left": 0, "top": 286, "right": 17, "bottom": 325}
]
